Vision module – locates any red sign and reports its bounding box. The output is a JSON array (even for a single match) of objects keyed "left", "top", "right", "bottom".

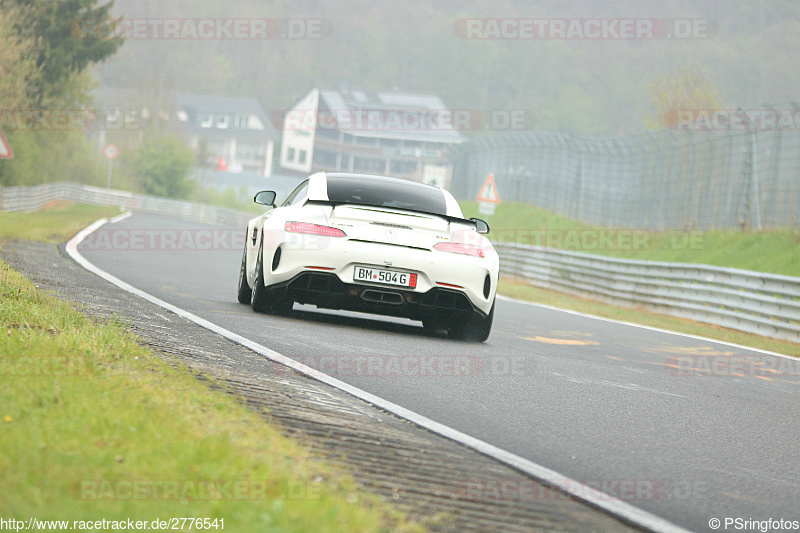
[
  {"left": 476, "top": 173, "right": 500, "bottom": 204},
  {"left": 0, "top": 128, "right": 13, "bottom": 160},
  {"left": 104, "top": 144, "right": 119, "bottom": 160}
]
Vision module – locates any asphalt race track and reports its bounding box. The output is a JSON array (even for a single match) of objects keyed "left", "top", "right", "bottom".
[{"left": 77, "top": 212, "right": 800, "bottom": 533}]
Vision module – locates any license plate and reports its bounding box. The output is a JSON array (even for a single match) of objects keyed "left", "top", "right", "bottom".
[{"left": 354, "top": 266, "right": 417, "bottom": 288}]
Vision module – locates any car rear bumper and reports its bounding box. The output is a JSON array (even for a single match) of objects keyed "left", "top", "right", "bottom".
[
  {"left": 263, "top": 271, "right": 488, "bottom": 323},
  {"left": 259, "top": 236, "right": 498, "bottom": 315}
]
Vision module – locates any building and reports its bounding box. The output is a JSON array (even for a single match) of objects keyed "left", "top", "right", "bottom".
[
  {"left": 279, "top": 88, "right": 466, "bottom": 188},
  {"left": 174, "top": 93, "right": 277, "bottom": 177},
  {"left": 90, "top": 87, "right": 278, "bottom": 177}
]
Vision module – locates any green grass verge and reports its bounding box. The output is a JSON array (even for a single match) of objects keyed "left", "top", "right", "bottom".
[
  {"left": 461, "top": 201, "right": 800, "bottom": 277},
  {"left": 0, "top": 205, "right": 422, "bottom": 532},
  {"left": 0, "top": 203, "right": 122, "bottom": 244}
]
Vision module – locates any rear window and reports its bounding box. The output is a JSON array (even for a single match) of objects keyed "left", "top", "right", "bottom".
[{"left": 325, "top": 176, "right": 447, "bottom": 215}]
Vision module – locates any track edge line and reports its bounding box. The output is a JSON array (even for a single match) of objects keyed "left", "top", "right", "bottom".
[{"left": 65, "top": 217, "right": 690, "bottom": 533}]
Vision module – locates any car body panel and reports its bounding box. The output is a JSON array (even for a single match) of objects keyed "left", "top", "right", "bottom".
[{"left": 240, "top": 172, "right": 498, "bottom": 334}]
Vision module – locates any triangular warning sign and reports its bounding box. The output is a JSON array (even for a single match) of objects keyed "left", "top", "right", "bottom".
[
  {"left": 476, "top": 173, "right": 500, "bottom": 204},
  {"left": 0, "top": 128, "right": 12, "bottom": 160}
]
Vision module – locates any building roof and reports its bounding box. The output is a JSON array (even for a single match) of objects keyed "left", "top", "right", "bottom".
[
  {"left": 317, "top": 88, "right": 466, "bottom": 145},
  {"left": 176, "top": 92, "right": 278, "bottom": 140},
  {"left": 91, "top": 86, "right": 279, "bottom": 140}
]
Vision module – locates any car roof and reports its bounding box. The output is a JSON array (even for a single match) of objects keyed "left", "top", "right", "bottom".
[
  {"left": 306, "top": 172, "right": 464, "bottom": 218},
  {"left": 323, "top": 172, "right": 442, "bottom": 191}
]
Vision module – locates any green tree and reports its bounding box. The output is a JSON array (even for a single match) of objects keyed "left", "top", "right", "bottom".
[
  {"left": 1, "top": 0, "right": 123, "bottom": 105},
  {"left": 0, "top": 6, "right": 39, "bottom": 110},
  {"left": 0, "top": 1, "right": 124, "bottom": 187},
  {"left": 132, "top": 135, "right": 196, "bottom": 199},
  {"left": 642, "top": 63, "right": 723, "bottom": 130}
]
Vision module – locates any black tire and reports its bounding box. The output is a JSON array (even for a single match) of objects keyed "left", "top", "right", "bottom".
[
  {"left": 250, "top": 239, "right": 294, "bottom": 315},
  {"left": 236, "top": 244, "right": 252, "bottom": 304},
  {"left": 270, "top": 294, "right": 294, "bottom": 316},
  {"left": 449, "top": 301, "right": 495, "bottom": 342},
  {"left": 250, "top": 240, "right": 270, "bottom": 313}
]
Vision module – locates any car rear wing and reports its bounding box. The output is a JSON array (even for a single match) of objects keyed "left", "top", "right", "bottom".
[{"left": 305, "top": 199, "right": 488, "bottom": 232}]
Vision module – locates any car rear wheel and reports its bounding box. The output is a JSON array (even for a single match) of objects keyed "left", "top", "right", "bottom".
[
  {"left": 250, "top": 239, "right": 293, "bottom": 315},
  {"left": 236, "top": 244, "right": 252, "bottom": 304},
  {"left": 449, "top": 300, "right": 495, "bottom": 342},
  {"left": 250, "top": 240, "right": 270, "bottom": 312}
]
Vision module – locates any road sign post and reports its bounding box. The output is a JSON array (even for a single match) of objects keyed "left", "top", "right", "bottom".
[{"left": 104, "top": 144, "right": 119, "bottom": 189}]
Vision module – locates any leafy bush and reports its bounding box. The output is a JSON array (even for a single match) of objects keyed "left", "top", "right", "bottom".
[{"left": 130, "top": 134, "right": 196, "bottom": 199}]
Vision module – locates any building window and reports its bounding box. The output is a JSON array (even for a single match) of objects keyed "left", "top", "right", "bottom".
[
  {"left": 381, "top": 138, "right": 401, "bottom": 148},
  {"left": 235, "top": 114, "right": 248, "bottom": 129},
  {"left": 313, "top": 149, "right": 337, "bottom": 168},
  {"left": 298, "top": 150, "right": 307, "bottom": 164},
  {"left": 199, "top": 114, "right": 213, "bottom": 128},
  {"left": 286, "top": 147, "right": 295, "bottom": 161},
  {"left": 216, "top": 115, "right": 229, "bottom": 129}
]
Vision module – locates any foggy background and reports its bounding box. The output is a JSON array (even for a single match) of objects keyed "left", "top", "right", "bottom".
[{"left": 95, "top": 0, "right": 800, "bottom": 136}]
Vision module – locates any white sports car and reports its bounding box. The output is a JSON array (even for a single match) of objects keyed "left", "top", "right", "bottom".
[{"left": 237, "top": 172, "right": 499, "bottom": 341}]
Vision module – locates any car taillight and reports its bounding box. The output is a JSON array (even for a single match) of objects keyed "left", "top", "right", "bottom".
[
  {"left": 433, "top": 242, "right": 485, "bottom": 258},
  {"left": 285, "top": 221, "right": 347, "bottom": 237}
]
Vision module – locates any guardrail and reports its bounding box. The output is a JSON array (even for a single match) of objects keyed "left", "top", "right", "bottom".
[
  {"left": 497, "top": 242, "right": 800, "bottom": 343},
  {"left": 0, "top": 182, "right": 252, "bottom": 227},
  {"left": 2, "top": 182, "right": 798, "bottom": 343}
]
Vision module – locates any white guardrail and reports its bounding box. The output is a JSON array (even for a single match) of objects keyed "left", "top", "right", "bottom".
[
  {"left": 2, "top": 182, "right": 799, "bottom": 343},
  {"left": 498, "top": 243, "right": 800, "bottom": 343},
  {"left": 0, "top": 182, "right": 252, "bottom": 227}
]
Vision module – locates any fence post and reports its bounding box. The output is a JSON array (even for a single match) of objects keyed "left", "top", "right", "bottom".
[{"left": 750, "top": 131, "right": 762, "bottom": 230}]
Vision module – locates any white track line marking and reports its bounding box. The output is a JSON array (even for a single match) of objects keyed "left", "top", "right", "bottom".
[
  {"left": 109, "top": 211, "right": 132, "bottom": 224},
  {"left": 66, "top": 217, "right": 690, "bottom": 533},
  {"left": 497, "top": 294, "right": 798, "bottom": 360}
]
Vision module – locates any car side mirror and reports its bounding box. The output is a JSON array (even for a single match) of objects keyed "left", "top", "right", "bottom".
[
  {"left": 254, "top": 190, "right": 277, "bottom": 207},
  {"left": 470, "top": 218, "right": 490, "bottom": 234}
]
